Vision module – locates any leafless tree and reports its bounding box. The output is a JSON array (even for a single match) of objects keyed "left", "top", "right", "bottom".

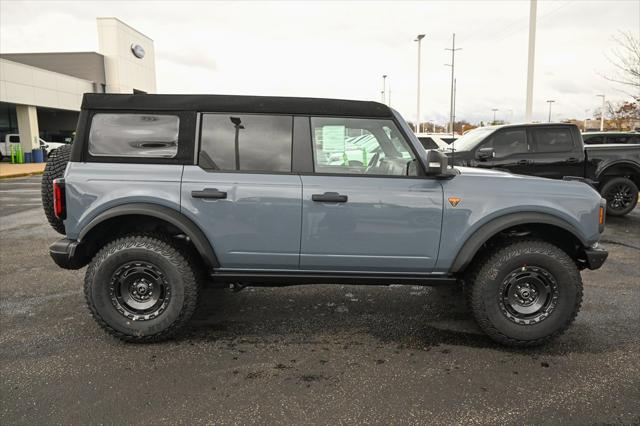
[{"left": 604, "top": 31, "right": 640, "bottom": 100}]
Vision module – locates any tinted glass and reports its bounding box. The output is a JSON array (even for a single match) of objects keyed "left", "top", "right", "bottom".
[
  {"left": 311, "top": 117, "right": 417, "bottom": 176},
  {"left": 483, "top": 129, "right": 528, "bottom": 158},
  {"left": 200, "top": 114, "right": 292, "bottom": 172},
  {"left": 532, "top": 128, "right": 574, "bottom": 152},
  {"left": 9, "top": 135, "right": 19, "bottom": 143},
  {"left": 584, "top": 135, "right": 604, "bottom": 144},
  {"left": 609, "top": 135, "right": 631, "bottom": 144},
  {"left": 418, "top": 137, "right": 439, "bottom": 150},
  {"left": 89, "top": 114, "right": 179, "bottom": 157}
]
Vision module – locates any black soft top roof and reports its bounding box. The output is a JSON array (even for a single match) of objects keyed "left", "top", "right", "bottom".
[{"left": 81, "top": 93, "right": 392, "bottom": 117}]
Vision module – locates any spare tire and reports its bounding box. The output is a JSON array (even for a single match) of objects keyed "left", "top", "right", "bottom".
[{"left": 42, "top": 145, "right": 72, "bottom": 234}]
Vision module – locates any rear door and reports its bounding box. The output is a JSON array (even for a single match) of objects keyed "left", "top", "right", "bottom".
[
  {"left": 300, "top": 116, "right": 443, "bottom": 273},
  {"left": 528, "top": 126, "right": 583, "bottom": 179},
  {"left": 181, "top": 113, "right": 302, "bottom": 270}
]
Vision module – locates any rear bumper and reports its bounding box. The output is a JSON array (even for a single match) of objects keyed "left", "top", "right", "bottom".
[
  {"left": 49, "top": 238, "right": 84, "bottom": 270},
  {"left": 583, "top": 245, "right": 608, "bottom": 270}
]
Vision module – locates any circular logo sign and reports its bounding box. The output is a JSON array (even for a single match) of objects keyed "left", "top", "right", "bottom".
[{"left": 130, "top": 43, "right": 146, "bottom": 59}]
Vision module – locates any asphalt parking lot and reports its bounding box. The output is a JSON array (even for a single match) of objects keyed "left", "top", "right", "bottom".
[{"left": 1, "top": 175, "right": 638, "bottom": 425}]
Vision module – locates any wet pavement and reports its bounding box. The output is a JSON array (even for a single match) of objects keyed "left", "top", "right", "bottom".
[{"left": 1, "top": 176, "right": 638, "bottom": 425}]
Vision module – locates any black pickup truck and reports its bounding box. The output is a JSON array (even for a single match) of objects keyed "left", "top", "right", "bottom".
[{"left": 445, "top": 123, "right": 640, "bottom": 216}]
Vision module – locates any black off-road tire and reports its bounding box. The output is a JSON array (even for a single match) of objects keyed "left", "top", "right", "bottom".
[
  {"left": 41, "top": 144, "right": 72, "bottom": 234},
  {"left": 468, "top": 239, "right": 583, "bottom": 347},
  {"left": 600, "top": 177, "right": 638, "bottom": 217},
  {"left": 84, "top": 234, "right": 201, "bottom": 342}
]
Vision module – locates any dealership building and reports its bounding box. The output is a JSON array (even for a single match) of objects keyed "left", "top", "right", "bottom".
[{"left": 0, "top": 17, "right": 156, "bottom": 155}]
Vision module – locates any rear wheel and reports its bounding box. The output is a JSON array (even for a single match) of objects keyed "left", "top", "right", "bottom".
[
  {"left": 84, "top": 234, "right": 201, "bottom": 342},
  {"left": 467, "top": 239, "right": 582, "bottom": 347},
  {"left": 600, "top": 177, "right": 638, "bottom": 217},
  {"left": 41, "top": 144, "right": 72, "bottom": 234}
]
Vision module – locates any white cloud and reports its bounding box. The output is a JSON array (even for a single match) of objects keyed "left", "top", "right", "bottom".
[{"left": 1, "top": 0, "right": 638, "bottom": 124}]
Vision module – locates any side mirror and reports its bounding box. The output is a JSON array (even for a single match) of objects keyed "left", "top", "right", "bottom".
[
  {"left": 476, "top": 147, "right": 494, "bottom": 161},
  {"left": 424, "top": 149, "right": 448, "bottom": 176}
]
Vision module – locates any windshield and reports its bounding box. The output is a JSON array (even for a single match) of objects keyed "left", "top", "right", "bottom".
[{"left": 449, "top": 127, "right": 495, "bottom": 151}]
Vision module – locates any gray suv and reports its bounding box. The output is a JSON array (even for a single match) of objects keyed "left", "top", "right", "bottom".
[{"left": 43, "top": 94, "right": 608, "bottom": 346}]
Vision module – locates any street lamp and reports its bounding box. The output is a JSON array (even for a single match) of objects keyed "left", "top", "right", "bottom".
[
  {"left": 415, "top": 34, "right": 425, "bottom": 133},
  {"left": 492, "top": 108, "right": 499, "bottom": 124},
  {"left": 546, "top": 100, "right": 555, "bottom": 122},
  {"left": 381, "top": 75, "right": 387, "bottom": 104},
  {"left": 445, "top": 33, "right": 462, "bottom": 135},
  {"left": 596, "top": 94, "right": 605, "bottom": 131}
]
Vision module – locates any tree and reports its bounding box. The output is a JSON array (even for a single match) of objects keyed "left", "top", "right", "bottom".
[
  {"left": 604, "top": 31, "right": 640, "bottom": 100},
  {"left": 606, "top": 101, "right": 640, "bottom": 130}
]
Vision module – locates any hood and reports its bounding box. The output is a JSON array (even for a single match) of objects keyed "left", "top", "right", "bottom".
[{"left": 455, "top": 166, "right": 549, "bottom": 181}]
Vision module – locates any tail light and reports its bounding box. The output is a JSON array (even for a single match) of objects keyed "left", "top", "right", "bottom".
[{"left": 53, "top": 178, "right": 66, "bottom": 220}]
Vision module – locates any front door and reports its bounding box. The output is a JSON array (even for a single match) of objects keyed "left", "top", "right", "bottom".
[{"left": 300, "top": 116, "right": 443, "bottom": 272}]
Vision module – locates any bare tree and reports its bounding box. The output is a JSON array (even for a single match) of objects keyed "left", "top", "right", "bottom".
[{"left": 604, "top": 31, "right": 640, "bottom": 100}]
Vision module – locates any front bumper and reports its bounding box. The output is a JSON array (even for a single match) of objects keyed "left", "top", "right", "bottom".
[
  {"left": 49, "top": 238, "right": 84, "bottom": 269},
  {"left": 583, "top": 245, "right": 608, "bottom": 270}
]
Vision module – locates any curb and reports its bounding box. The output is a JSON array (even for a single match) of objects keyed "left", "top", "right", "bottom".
[{"left": 0, "top": 171, "right": 44, "bottom": 180}]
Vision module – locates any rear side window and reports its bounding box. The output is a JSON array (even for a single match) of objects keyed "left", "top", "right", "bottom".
[
  {"left": 89, "top": 114, "right": 179, "bottom": 158},
  {"left": 532, "top": 128, "right": 574, "bottom": 153},
  {"left": 199, "top": 114, "right": 293, "bottom": 172},
  {"left": 9, "top": 135, "right": 20, "bottom": 143}
]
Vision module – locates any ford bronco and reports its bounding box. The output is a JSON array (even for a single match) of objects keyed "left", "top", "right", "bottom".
[{"left": 43, "top": 94, "right": 608, "bottom": 346}]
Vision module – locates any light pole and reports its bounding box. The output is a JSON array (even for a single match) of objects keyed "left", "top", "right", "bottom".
[
  {"left": 445, "top": 33, "right": 462, "bottom": 135},
  {"left": 525, "top": 0, "right": 537, "bottom": 122},
  {"left": 584, "top": 108, "right": 590, "bottom": 131},
  {"left": 381, "top": 75, "right": 387, "bottom": 104},
  {"left": 415, "top": 34, "right": 426, "bottom": 133},
  {"left": 491, "top": 109, "right": 499, "bottom": 124},
  {"left": 596, "top": 94, "right": 605, "bottom": 131},
  {"left": 546, "top": 100, "right": 555, "bottom": 122}
]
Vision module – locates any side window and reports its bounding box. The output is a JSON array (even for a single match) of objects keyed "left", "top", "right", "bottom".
[
  {"left": 88, "top": 113, "right": 179, "bottom": 157},
  {"left": 584, "top": 135, "right": 604, "bottom": 144},
  {"left": 9, "top": 135, "right": 20, "bottom": 143},
  {"left": 532, "top": 128, "right": 574, "bottom": 153},
  {"left": 482, "top": 129, "right": 528, "bottom": 158},
  {"left": 311, "top": 117, "right": 417, "bottom": 176},
  {"left": 609, "top": 135, "right": 629, "bottom": 144},
  {"left": 199, "top": 114, "right": 292, "bottom": 172},
  {"left": 418, "top": 137, "right": 438, "bottom": 150}
]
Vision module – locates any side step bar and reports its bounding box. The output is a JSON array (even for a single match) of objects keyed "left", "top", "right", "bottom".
[{"left": 209, "top": 270, "right": 457, "bottom": 287}]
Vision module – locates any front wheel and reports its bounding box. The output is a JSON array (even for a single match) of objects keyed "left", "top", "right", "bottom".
[
  {"left": 600, "top": 177, "right": 638, "bottom": 217},
  {"left": 84, "top": 234, "right": 201, "bottom": 342},
  {"left": 467, "top": 239, "right": 583, "bottom": 347}
]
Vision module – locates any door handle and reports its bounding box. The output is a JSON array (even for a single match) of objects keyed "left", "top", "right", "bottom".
[
  {"left": 566, "top": 157, "right": 580, "bottom": 164},
  {"left": 517, "top": 160, "right": 530, "bottom": 165},
  {"left": 191, "top": 188, "right": 227, "bottom": 199},
  {"left": 312, "top": 192, "right": 348, "bottom": 203}
]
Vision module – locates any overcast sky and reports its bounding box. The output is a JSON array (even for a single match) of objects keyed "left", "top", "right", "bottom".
[{"left": 1, "top": 0, "right": 638, "bottom": 124}]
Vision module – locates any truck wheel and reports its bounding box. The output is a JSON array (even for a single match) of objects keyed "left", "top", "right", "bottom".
[
  {"left": 84, "top": 234, "right": 201, "bottom": 342},
  {"left": 600, "top": 177, "right": 638, "bottom": 217},
  {"left": 467, "top": 239, "right": 582, "bottom": 347},
  {"left": 41, "top": 144, "right": 72, "bottom": 234}
]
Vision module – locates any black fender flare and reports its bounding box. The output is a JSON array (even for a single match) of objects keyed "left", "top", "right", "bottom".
[
  {"left": 595, "top": 160, "right": 640, "bottom": 183},
  {"left": 78, "top": 203, "right": 219, "bottom": 268},
  {"left": 449, "top": 212, "right": 587, "bottom": 273}
]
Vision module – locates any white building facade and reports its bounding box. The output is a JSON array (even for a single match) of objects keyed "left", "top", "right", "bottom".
[{"left": 0, "top": 17, "right": 156, "bottom": 155}]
